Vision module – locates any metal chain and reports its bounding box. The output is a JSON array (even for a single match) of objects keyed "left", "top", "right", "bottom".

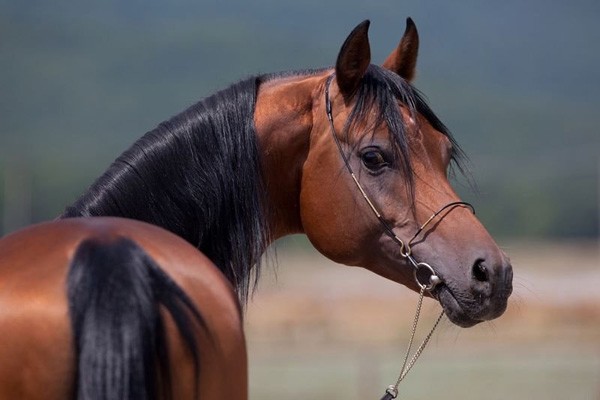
[
  {"left": 398, "top": 310, "right": 444, "bottom": 382},
  {"left": 383, "top": 289, "right": 445, "bottom": 399},
  {"left": 395, "top": 286, "right": 426, "bottom": 386}
]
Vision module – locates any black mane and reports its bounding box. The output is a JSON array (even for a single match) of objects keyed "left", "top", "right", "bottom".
[{"left": 62, "top": 77, "right": 269, "bottom": 303}]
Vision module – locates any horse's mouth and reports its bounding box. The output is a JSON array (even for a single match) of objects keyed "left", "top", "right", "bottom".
[{"left": 434, "top": 285, "right": 483, "bottom": 328}]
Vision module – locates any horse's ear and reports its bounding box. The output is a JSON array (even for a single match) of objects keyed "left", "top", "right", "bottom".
[
  {"left": 335, "top": 20, "right": 371, "bottom": 98},
  {"left": 382, "top": 17, "right": 419, "bottom": 82}
]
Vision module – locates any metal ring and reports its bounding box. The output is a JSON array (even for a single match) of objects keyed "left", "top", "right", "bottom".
[{"left": 413, "top": 262, "right": 442, "bottom": 291}]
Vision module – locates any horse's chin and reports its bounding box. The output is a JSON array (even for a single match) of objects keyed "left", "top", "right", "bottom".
[{"left": 435, "top": 285, "right": 483, "bottom": 328}]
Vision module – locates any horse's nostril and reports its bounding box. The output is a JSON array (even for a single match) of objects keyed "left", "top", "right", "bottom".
[{"left": 472, "top": 259, "right": 489, "bottom": 282}]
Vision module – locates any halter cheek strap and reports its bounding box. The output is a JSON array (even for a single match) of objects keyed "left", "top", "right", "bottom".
[
  {"left": 324, "top": 74, "right": 474, "bottom": 291},
  {"left": 325, "top": 75, "right": 412, "bottom": 256}
]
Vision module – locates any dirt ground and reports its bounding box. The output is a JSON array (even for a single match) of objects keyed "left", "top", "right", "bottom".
[{"left": 245, "top": 239, "right": 600, "bottom": 400}]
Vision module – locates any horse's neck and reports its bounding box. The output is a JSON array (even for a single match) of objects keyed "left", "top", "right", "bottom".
[
  {"left": 255, "top": 73, "right": 327, "bottom": 239},
  {"left": 60, "top": 72, "right": 324, "bottom": 299}
]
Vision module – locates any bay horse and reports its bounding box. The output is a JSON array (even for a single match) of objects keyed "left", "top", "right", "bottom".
[{"left": 0, "top": 19, "right": 513, "bottom": 399}]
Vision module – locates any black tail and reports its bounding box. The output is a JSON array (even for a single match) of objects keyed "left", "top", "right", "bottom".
[{"left": 67, "top": 236, "right": 206, "bottom": 400}]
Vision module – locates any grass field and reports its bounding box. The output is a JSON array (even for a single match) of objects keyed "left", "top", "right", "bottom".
[{"left": 245, "top": 239, "right": 600, "bottom": 399}]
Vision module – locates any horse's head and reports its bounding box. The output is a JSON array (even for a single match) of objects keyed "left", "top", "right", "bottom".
[{"left": 299, "top": 20, "right": 513, "bottom": 327}]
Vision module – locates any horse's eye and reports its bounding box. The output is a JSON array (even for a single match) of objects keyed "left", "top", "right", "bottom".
[{"left": 361, "top": 150, "right": 387, "bottom": 171}]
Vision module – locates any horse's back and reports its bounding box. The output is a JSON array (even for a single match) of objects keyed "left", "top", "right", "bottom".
[{"left": 0, "top": 217, "right": 247, "bottom": 399}]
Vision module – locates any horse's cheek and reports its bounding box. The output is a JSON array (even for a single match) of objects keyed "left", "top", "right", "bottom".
[{"left": 299, "top": 155, "right": 367, "bottom": 266}]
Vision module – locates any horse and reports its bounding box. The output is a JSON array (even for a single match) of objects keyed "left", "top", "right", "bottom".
[{"left": 0, "top": 18, "right": 513, "bottom": 399}]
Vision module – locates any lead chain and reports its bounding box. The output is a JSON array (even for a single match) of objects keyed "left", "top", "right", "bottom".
[{"left": 381, "top": 288, "right": 445, "bottom": 400}]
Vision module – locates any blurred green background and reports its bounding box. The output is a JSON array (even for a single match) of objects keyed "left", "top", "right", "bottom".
[
  {"left": 1, "top": 0, "right": 598, "bottom": 238},
  {"left": 1, "top": 1, "right": 599, "bottom": 399}
]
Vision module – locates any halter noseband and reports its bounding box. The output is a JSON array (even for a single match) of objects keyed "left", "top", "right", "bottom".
[{"left": 324, "top": 74, "right": 475, "bottom": 291}]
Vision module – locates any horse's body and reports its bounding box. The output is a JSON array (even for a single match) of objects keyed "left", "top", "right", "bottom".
[
  {"left": 0, "top": 218, "right": 246, "bottom": 399},
  {"left": 0, "top": 19, "right": 512, "bottom": 399}
]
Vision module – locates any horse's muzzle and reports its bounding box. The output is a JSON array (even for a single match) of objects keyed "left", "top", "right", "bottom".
[{"left": 434, "top": 257, "right": 513, "bottom": 328}]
